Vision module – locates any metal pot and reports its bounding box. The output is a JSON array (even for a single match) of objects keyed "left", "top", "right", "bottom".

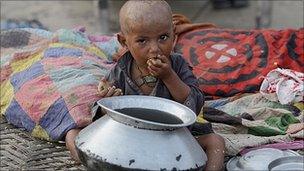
[{"left": 75, "top": 95, "right": 207, "bottom": 171}]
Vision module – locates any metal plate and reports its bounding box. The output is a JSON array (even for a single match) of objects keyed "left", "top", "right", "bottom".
[
  {"left": 268, "top": 156, "right": 304, "bottom": 171},
  {"left": 226, "top": 148, "right": 300, "bottom": 171},
  {"left": 226, "top": 156, "right": 242, "bottom": 171}
]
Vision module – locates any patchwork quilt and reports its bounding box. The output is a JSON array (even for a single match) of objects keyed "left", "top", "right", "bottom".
[{"left": 1, "top": 28, "right": 115, "bottom": 141}]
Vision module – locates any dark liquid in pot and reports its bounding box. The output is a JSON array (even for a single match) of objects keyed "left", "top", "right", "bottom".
[{"left": 115, "top": 108, "right": 183, "bottom": 124}]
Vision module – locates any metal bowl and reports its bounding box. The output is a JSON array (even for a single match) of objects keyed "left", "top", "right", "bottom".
[
  {"left": 268, "top": 156, "right": 304, "bottom": 171},
  {"left": 226, "top": 148, "right": 300, "bottom": 171}
]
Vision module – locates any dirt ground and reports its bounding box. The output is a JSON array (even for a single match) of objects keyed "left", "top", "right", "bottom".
[{"left": 1, "top": 0, "right": 303, "bottom": 35}]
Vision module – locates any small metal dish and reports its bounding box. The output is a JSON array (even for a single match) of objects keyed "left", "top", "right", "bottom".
[
  {"left": 226, "top": 148, "right": 300, "bottom": 171},
  {"left": 268, "top": 156, "right": 304, "bottom": 171}
]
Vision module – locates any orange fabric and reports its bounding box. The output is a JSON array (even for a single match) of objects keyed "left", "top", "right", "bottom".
[{"left": 172, "top": 14, "right": 216, "bottom": 47}]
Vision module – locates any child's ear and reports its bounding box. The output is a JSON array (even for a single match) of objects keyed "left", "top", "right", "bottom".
[
  {"left": 172, "top": 25, "right": 177, "bottom": 51},
  {"left": 117, "top": 32, "right": 127, "bottom": 48}
]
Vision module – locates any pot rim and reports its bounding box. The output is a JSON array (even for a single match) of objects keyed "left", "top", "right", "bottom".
[{"left": 97, "top": 95, "right": 197, "bottom": 130}]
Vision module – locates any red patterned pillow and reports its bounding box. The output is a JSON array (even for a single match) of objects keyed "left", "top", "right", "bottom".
[{"left": 174, "top": 28, "right": 303, "bottom": 98}]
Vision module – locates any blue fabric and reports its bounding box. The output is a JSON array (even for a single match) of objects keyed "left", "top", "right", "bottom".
[
  {"left": 10, "top": 61, "right": 45, "bottom": 92},
  {"left": 40, "top": 97, "right": 76, "bottom": 140},
  {"left": 5, "top": 99, "right": 36, "bottom": 131},
  {"left": 44, "top": 47, "right": 83, "bottom": 58}
]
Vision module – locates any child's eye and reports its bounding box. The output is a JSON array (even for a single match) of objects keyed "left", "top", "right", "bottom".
[
  {"left": 159, "top": 35, "right": 169, "bottom": 41},
  {"left": 137, "top": 39, "right": 146, "bottom": 44}
]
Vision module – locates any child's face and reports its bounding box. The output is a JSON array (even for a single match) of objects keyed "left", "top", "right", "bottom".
[{"left": 120, "top": 19, "right": 174, "bottom": 67}]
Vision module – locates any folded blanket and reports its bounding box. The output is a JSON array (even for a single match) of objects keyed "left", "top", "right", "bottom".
[
  {"left": 201, "top": 93, "right": 303, "bottom": 155},
  {"left": 1, "top": 28, "right": 114, "bottom": 141}
]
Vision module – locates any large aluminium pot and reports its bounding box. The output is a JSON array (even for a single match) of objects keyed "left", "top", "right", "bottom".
[{"left": 75, "top": 95, "right": 207, "bottom": 171}]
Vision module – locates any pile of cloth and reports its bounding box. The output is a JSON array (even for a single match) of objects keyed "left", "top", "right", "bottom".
[
  {"left": 1, "top": 28, "right": 117, "bottom": 141},
  {"left": 201, "top": 93, "right": 303, "bottom": 155}
]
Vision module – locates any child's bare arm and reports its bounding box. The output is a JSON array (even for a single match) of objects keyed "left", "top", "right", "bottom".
[
  {"left": 161, "top": 71, "right": 191, "bottom": 103},
  {"left": 147, "top": 55, "right": 190, "bottom": 103},
  {"left": 148, "top": 54, "right": 204, "bottom": 113}
]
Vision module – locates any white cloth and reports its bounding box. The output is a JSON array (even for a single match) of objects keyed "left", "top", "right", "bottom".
[{"left": 260, "top": 68, "right": 304, "bottom": 105}]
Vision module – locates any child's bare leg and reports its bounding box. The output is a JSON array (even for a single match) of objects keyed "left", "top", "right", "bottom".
[
  {"left": 65, "top": 128, "right": 81, "bottom": 162},
  {"left": 196, "top": 133, "right": 225, "bottom": 171}
]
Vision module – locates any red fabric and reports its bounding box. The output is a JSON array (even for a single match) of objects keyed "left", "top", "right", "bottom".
[{"left": 174, "top": 28, "right": 304, "bottom": 98}]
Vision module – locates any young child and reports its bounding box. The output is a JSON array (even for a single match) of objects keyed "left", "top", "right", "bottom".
[{"left": 66, "top": 1, "right": 225, "bottom": 170}]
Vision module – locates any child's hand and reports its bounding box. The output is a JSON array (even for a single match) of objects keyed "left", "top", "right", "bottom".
[
  {"left": 147, "top": 54, "right": 173, "bottom": 80},
  {"left": 97, "top": 79, "right": 123, "bottom": 97}
]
